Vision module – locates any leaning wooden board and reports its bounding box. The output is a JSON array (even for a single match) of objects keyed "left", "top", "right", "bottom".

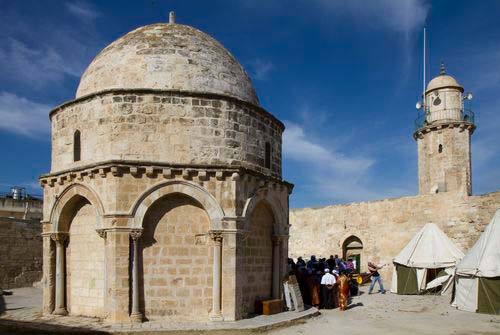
[{"left": 284, "top": 275, "right": 305, "bottom": 311}]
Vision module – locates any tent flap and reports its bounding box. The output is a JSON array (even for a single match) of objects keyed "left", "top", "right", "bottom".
[
  {"left": 477, "top": 277, "right": 500, "bottom": 315},
  {"left": 397, "top": 264, "right": 419, "bottom": 295},
  {"left": 453, "top": 276, "right": 478, "bottom": 312}
]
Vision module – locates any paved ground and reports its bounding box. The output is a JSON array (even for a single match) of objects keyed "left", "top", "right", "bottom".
[
  {"left": 0, "top": 287, "right": 318, "bottom": 334},
  {"left": 1, "top": 287, "right": 499, "bottom": 334}
]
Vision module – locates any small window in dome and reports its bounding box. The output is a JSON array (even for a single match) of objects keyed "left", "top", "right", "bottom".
[
  {"left": 265, "top": 142, "right": 271, "bottom": 169},
  {"left": 74, "top": 130, "right": 81, "bottom": 162},
  {"left": 438, "top": 144, "right": 443, "bottom": 153}
]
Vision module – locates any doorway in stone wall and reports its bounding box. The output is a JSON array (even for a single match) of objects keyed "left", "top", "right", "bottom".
[{"left": 342, "top": 236, "right": 363, "bottom": 273}]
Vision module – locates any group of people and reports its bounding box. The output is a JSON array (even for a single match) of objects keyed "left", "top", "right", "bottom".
[{"left": 288, "top": 255, "right": 386, "bottom": 311}]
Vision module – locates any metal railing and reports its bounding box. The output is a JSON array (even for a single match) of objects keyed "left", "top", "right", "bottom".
[
  {"left": 0, "top": 191, "right": 42, "bottom": 201},
  {"left": 415, "top": 108, "right": 474, "bottom": 130}
]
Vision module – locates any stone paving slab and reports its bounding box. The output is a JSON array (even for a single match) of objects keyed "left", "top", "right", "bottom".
[{"left": 0, "top": 288, "right": 319, "bottom": 334}]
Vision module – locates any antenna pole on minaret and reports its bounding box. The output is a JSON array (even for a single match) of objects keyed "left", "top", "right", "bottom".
[{"left": 423, "top": 27, "right": 426, "bottom": 109}]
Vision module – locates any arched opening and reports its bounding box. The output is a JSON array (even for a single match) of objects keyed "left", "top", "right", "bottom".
[
  {"left": 342, "top": 236, "right": 363, "bottom": 273},
  {"left": 438, "top": 144, "right": 443, "bottom": 153},
  {"left": 73, "top": 130, "right": 81, "bottom": 162},
  {"left": 140, "top": 193, "right": 212, "bottom": 321},
  {"left": 59, "top": 195, "right": 105, "bottom": 317},
  {"left": 241, "top": 201, "right": 275, "bottom": 316}
]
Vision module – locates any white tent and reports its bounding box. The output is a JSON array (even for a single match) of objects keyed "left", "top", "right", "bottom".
[
  {"left": 453, "top": 210, "right": 500, "bottom": 315},
  {"left": 391, "top": 223, "right": 464, "bottom": 294}
]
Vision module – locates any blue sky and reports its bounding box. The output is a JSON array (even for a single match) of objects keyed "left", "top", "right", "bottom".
[{"left": 1, "top": 0, "right": 499, "bottom": 208}]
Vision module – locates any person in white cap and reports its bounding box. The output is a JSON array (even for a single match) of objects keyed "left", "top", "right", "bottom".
[{"left": 320, "top": 268, "right": 336, "bottom": 309}]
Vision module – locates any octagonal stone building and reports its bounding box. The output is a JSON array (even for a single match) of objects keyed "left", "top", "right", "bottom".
[{"left": 39, "top": 14, "right": 292, "bottom": 323}]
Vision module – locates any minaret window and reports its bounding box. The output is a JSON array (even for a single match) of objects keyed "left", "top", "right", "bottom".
[
  {"left": 438, "top": 144, "right": 443, "bottom": 153},
  {"left": 74, "top": 130, "right": 81, "bottom": 162},
  {"left": 265, "top": 142, "right": 271, "bottom": 169}
]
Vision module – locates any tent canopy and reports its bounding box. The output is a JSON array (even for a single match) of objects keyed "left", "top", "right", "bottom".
[
  {"left": 394, "top": 223, "right": 464, "bottom": 268},
  {"left": 456, "top": 210, "right": 500, "bottom": 278}
]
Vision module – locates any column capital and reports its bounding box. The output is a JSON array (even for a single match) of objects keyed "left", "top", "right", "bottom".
[
  {"left": 130, "top": 228, "right": 143, "bottom": 241},
  {"left": 209, "top": 231, "right": 223, "bottom": 244},
  {"left": 50, "top": 232, "right": 68, "bottom": 244},
  {"left": 96, "top": 229, "right": 107, "bottom": 239},
  {"left": 272, "top": 235, "right": 283, "bottom": 245}
]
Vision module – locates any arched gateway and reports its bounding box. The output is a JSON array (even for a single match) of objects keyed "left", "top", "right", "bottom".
[
  {"left": 342, "top": 235, "right": 363, "bottom": 273},
  {"left": 39, "top": 13, "right": 292, "bottom": 324}
]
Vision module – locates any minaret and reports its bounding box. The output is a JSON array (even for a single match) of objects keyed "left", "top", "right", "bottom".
[{"left": 414, "top": 63, "right": 475, "bottom": 195}]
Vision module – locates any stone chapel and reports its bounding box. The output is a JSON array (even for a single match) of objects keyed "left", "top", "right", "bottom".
[{"left": 39, "top": 13, "right": 292, "bottom": 323}]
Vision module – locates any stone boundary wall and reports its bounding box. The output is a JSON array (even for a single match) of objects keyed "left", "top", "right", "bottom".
[
  {"left": 289, "top": 191, "right": 500, "bottom": 283},
  {"left": 0, "top": 217, "right": 42, "bottom": 289}
]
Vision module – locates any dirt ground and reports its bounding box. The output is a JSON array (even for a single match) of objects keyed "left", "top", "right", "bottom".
[{"left": 271, "top": 288, "right": 500, "bottom": 335}]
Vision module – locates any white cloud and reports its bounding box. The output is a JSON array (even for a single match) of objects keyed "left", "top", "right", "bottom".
[
  {"left": 249, "top": 59, "right": 274, "bottom": 80},
  {"left": 316, "top": 0, "right": 429, "bottom": 37},
  {"left": 65, "top": 1, "right": 101, "bottom": 21},
  {"left": 284, "top": 122, "right": 373, "bottom": 174},
  {"left": 0, "top": 2, "right": 103, "bottom": 89},
  {"left": 0, "top": 92, "right": 50, "bottom": 138},
  {"left": 0, "top": 38, "right": 82, "bottom": 85},
  {"left": 283, "top": 121, "right": 400, "bottom": 203}
]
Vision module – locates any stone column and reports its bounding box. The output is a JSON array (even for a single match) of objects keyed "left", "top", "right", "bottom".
[
  {"left": 42, "top": 232, "right": 55, "bottom": 315},
  {"left": 272, "top": 235, "right": 282, "bottom": 299},
  {"left": 51, "top": 232, "right": 68, "bottom": 316},
  {"left": 130, "top": 229, "right": 143, "bottom": 323},
  {"left": 209, "top": 231, "right": 224, "bottom": 321}
]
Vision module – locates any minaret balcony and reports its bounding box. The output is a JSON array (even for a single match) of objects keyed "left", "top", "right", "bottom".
[{"left": 415, "top": 108, "right": 474, "bottom": 131}]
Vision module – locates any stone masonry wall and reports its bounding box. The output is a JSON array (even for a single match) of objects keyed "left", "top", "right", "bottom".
[
  {"left": 417, "top": 127, "right": 472, "bottom": 195},
  {"left": 241, "top": 202, "right": 274, "bottom": 316},
  {"left": 141, "top": 195, "right": 212, "bottom": 321},
  {"left": 66, "top": 202, "right": 105, "bottom": 318},
  {"left": 50, "top": 92, "right": 283, "bottom": 178},
  {"left": 0, "top": 217, "right": 43, "bottom": 289},
  {"left": 290, "top": 191, "right": 500, "bottom": 284}
]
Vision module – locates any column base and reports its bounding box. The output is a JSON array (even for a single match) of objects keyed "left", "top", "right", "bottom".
[
  {"left": 53, "top": 307, "right": 68, "bottom": 316},
  {"left": 130, "top": 312, "right": 143, "bottom": 323},
  {"left": 209, "top": 311, "right": 224, "bottom": 322}
]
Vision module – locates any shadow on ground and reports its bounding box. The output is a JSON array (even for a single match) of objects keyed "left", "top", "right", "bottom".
[
  {"left": 0, "top": 318, "right": 276, "bottom": 335},
  {"left": 0, "top": 318, "right": 109, "bottom": 335}
]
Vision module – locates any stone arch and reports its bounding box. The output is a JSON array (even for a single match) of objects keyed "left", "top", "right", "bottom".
[
  {"left": 242, "top": 188, "right": 285, "bottom": 235},
  {"left": 49, "top": 183, "right": 106, "bottom": 318},
  {"left": 131, "top": 180, "right": 225, "bottom": 230},
  {"left": 50, "top": 183, "right": 104, "bottom": 232},
  {"left": 342, "top": 235, "right": 364, "bottom": 273}
]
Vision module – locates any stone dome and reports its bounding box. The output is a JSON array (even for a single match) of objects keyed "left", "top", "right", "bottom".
[
  {"left": 426, "top": 74, "right": 463, "bottom": 94},
  {"left": 76, "top": 22, "right": 259, "bottom": 105}
]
